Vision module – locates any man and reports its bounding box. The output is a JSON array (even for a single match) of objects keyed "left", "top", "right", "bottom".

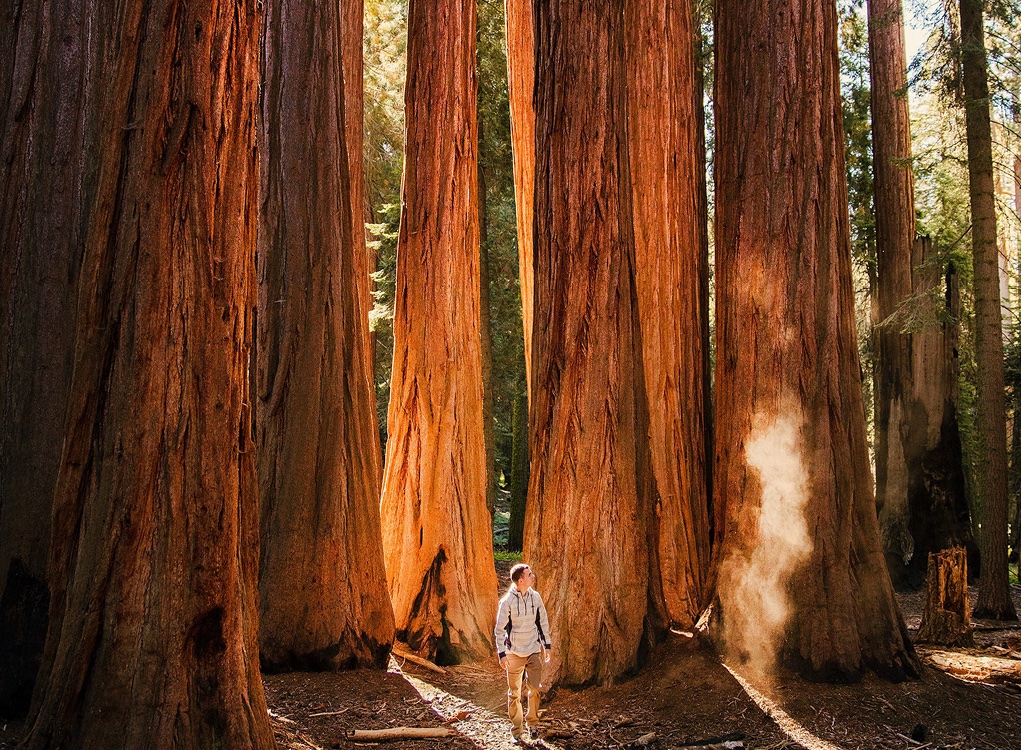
[{"left": 495, "top": 563, "right": 552, "bottom": 743}]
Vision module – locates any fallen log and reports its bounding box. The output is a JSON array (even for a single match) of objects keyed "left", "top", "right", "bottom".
[
  {"left": 347, "top": 727, "right": 456, "bottom": 740},
  {"left": 392, "top": 648, "right": 447, "bottom": 674}
]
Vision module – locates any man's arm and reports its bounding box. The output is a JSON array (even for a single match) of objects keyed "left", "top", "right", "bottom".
[
  {"left": 495, "top": 596, "right": 510, "bottom": 665},
  {"left": 535, "top": 592, "right": 552, "bottom": 652}
]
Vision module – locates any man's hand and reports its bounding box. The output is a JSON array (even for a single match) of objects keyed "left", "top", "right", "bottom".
[
  {"left": 543, "top": 649, "right": 551, "bottom": 664},
  {"left": 499, "top": 655, "right": 507, "bottom": 669}
]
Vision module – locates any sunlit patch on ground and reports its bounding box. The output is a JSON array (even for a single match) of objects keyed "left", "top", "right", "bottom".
[
  {"left": 724, "top": 664, "right": 844, "bottom": 750},
  {"left": 394, "top": 658, "right": 564, "bottom": 750}
]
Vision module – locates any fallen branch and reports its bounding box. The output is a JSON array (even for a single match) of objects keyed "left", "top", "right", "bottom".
[
  {"left": 347, "top": 727, "right": 456, "bottom": 741},
  {"left": 392, "top": 648, "right": 447, "bottom": 674}
]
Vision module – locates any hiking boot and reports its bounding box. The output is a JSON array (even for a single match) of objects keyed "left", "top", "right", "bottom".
[
  {"left": 529, "top": 726, "right": 539, "bottom": 741},
  {"left": 511, "top": 732, "right": 522, "bottom": 745}
]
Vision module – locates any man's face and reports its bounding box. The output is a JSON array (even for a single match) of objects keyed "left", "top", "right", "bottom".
[{"left": 519, "top": 567, "right": 535, "bottom": 587}]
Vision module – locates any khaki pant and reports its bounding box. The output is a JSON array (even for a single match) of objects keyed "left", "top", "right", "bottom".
[{"left": 505, "top": 651, "right": 543, "bottom": 737}]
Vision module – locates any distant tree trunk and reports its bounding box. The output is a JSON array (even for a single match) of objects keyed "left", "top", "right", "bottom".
[
  {"left": 20, "top": 1, "right": 274, "bottom": 746},
  {"left": 479, "top": 116, "right": 497, "bottom": 515},
  {"left": 960, "top": 0, "right": 1017, "bottom": 621},
  {"left": 1004, "top": 95, "right": 1021, "bottom": 563},
  {"left": 507, "top": 373, "right": 528, "bottom": 552},
  {"left": 714, "top": 0, "right": 919, "bottom": 681},
  {"left": 906, "top": 242, "right": 975, "bottom": 577},
  {"left": 625, "top": 0, "right": 710, "bottom": 629},
  {"left": 867, "top": 0, "right": 919, "bottom": 583},
  {"left": 380, "top": 0, "right": 498, "bottom": 665},
  {"left": 526, "top": 0, "right": 665, "bottom": 686},
  {"left": 0, "top": 0, "right": 91, "bottom": 718},
  {"left": 505, "top": 0, "right": 535, "bottom": 398},
  {"left": 257, "top": 0, "right": 395, "bottom": 672}
]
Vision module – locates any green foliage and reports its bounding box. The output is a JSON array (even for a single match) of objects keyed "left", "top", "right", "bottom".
[
  {"left": 367, "top": 203, "right": 401, "bottom": 449},
  {"left": 364, "top": 0, "right": 407, "bottom": 220}
]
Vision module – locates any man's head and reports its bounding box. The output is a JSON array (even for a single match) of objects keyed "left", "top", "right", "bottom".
[{"left": 509, "top": 563, "right": 535, "bottom": 590}]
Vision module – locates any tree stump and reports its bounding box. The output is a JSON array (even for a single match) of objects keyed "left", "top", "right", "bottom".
[{"left": 917, "top": 546, "right": 974, "bottom": 646}]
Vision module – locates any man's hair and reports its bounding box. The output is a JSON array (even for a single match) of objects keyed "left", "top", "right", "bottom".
[{"left": 509, "top": 563, "right": 531, "bottom": 584}]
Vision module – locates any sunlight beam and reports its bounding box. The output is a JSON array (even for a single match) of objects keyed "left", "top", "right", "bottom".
[{"left": 724, "top": 664, "right": 845, "bottom": 750}]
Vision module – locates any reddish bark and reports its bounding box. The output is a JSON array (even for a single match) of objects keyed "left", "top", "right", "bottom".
[
  {"left": 505, "top": 0, "right": 535, "bottom": 397},
  {"left": 626, "top": 0, "right": 711, "bottom": 629},
  {"left": 713, "top": 0, "right": 918, "bottom": 681},
  {"left": 20, "top": 0, "right": 273, "bottom": 746},
  {"left": 257, "top": 0, "right": 395, "bottom": 671},
  {"left": 379, "top": 0, "right": 498, "bottom": 665},
  {"left": 526, "top": 0, "right": 665, "bottom": 686},
  {"left": 868, "top": 0, "right": 918, "bottom": 580}
]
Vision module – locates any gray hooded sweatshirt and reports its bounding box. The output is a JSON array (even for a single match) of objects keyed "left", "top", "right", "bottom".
[{"left": 495, "top": 587, "right": 552, "bottom": 658}]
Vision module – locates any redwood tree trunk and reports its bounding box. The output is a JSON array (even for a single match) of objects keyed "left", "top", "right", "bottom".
[
  {"left": 867, "top": 0, "right": 918, "bottom": 583},
  {"left": 960, "top": 0, "right": 1017, "bottom": 621},
  {"left": 505, "top": 0, "right": 535, "bottom": 397},
  {"left": 379, "top": 0, "right": 498, "bottom": 665},
  {"left": 625, "top": 0, "right": 710, "bottom": 629},
  {"left": 257, "top": 0, "right": 396, "bottom": 671},
  {"left": 0, "top": 0, "right": 92, "bottom": 717},
  {"left": 526, "top": 0, "right": 665, "bottom": 686},
  {"left": 20, "top": 0, "right": 273, "bottom": 746},
  {"left": 713, "top": 0, "right": 918, "bottom": 681}
]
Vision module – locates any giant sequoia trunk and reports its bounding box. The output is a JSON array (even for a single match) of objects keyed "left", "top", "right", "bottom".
[
  {"left": 0, "top": 0, "right": 93, "bottom": 717},
  {"left": 379, "top": 0, "right": 498, "bottom": 665},
  {"left": 960, "top": 0, "right": 1017, "bottom": 621},
  {"left": 257, "top": 0, "right": 395, "bottom": 671},
  {"left": 625, "top": 0, "right": 711, "bottom": 630},
  {"left": 505, "top": 0, "right": 535, "bottom": 397},
  {"left": 713, "top": 0, "right": 918, "bottom": 681},
  {"left": 867, "top": 0, "right": 919, "bottom": 582},
  {"left": 526, "top": 0, "right": 665, "bottom": 687},
  {"left": 20, "top": 1, "right": 273, "bottom": 747}
]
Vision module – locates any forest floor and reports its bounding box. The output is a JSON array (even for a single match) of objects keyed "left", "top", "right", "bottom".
[
  {"left": 1, "top": 567, "right": 1018, "bottom": 750},
  {"left": 256, "top": 562, "right": 1021, "bottom": 750}
]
